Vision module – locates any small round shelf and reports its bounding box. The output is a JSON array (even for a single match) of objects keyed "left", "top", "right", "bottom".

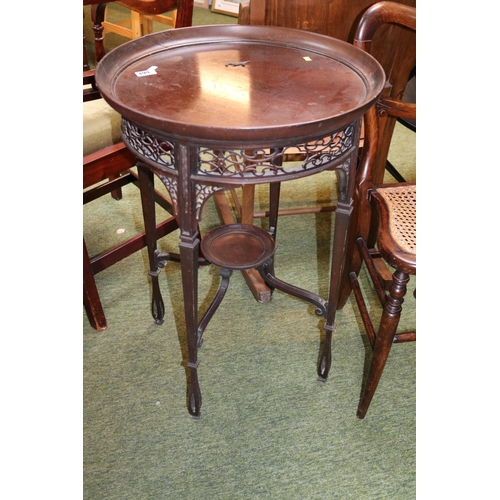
[{"left": 201, "top": 224, "right": 275, "bottom": 270}]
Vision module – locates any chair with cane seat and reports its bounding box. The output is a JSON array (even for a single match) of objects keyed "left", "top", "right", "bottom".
[{"left": 346, "top": 0, "right": 416, "bottom": 418}]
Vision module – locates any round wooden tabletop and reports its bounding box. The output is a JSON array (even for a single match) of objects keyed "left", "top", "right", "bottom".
[{"left": 96, "top": 24, "right": 385, "bottom": 147}]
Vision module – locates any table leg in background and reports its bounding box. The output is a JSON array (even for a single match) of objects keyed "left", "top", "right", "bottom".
[{"left": 138, "top": 163, "right": 165, "bottom": 324}]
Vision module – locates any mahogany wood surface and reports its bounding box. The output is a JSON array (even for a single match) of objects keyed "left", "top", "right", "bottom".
[
  {"left": 96, "top": 26, "right": 384, "bottom": 146},
  {"left": 95, "top": 24, "right": 384, "bottom": 416},
  {"left": 89, "top": 1, "right": 194, "bottom": 65},
  {"left": 239, "top": 0, "right": 416, "bottom": 183}
]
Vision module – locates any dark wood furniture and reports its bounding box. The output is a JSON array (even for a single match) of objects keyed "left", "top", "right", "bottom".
[
  {"left": 99, "top": 1, "right": 178, "bottom": 40},
  {"left": 83, "top": 144, "right": 180, "bottom": 331},
  {"left": 95, "top": 24, "right": 385, "bottom": 416},
  {"left": 238, "top": 0, "right": 416, "bottom": 184},
  {"left": 214, "top": 0, "right": 416, "bottom": 302},
  {"left": 89, "top": 0, "right": 194, "bottom": 65},
  {"left": 83, "top": 0, "right": 193, "bottom": 330},
  {"left": 346, "top": 1, "right": 416, "bottom": 418}
]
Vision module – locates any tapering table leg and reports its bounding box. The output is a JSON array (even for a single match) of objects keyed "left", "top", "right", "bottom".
[
  {"left": 176, "top": 143, "right": 202, "bottom": 417},
  {"left": 138, "top": 163, "right": 165, "bottom": 324},
  {"left": 317, "top": 147, "right": 358, "bottom": 380},
  {"left": 318, "top": 198, "right": 353, "bottom": 380},
  {"left": 179, "top": 233, "right": 202, "bottom": 417}
]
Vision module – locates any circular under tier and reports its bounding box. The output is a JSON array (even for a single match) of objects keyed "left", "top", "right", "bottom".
[{"left": 201, "top": 224, "right": 275, "bottom": 270}]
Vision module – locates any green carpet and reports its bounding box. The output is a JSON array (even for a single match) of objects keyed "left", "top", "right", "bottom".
[{"left": 84, "top": 6, "right": 416, "bottom": 499}]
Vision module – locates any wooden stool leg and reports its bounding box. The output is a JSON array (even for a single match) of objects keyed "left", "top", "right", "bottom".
[
  {"left": 143, "top": 16, "right": 154, "bottom": 35},
  {"left": 357, "top": 270, "right": 409, "bottom": 418},
  {"left": 83, "top": 238, "right": 107, "bottom": 331},
  {"left": 239, "top": 185, "right": 272, "bottom": 302},
  {"left": 110, "top": 173, "right": 124, "bottom": 200},
  {"left": 240, "top": 184, "right": 255, "bottom": 225},
  {"left": 130, "top": 10, "right": 142, "bottom": 38}
]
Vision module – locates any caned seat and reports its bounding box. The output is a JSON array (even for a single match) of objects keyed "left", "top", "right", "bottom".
[{"left": 373, "top": 184, "right": 416, "bottom": 270}]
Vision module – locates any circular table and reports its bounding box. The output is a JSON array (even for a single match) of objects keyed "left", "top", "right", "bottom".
[{"left": 96, "top": 24, "right": 385, "bottom": 417}]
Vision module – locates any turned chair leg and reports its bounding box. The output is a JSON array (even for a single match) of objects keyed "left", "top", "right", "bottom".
[{"left": 357, "top": 269, "right": 409, "bottom": 418}]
